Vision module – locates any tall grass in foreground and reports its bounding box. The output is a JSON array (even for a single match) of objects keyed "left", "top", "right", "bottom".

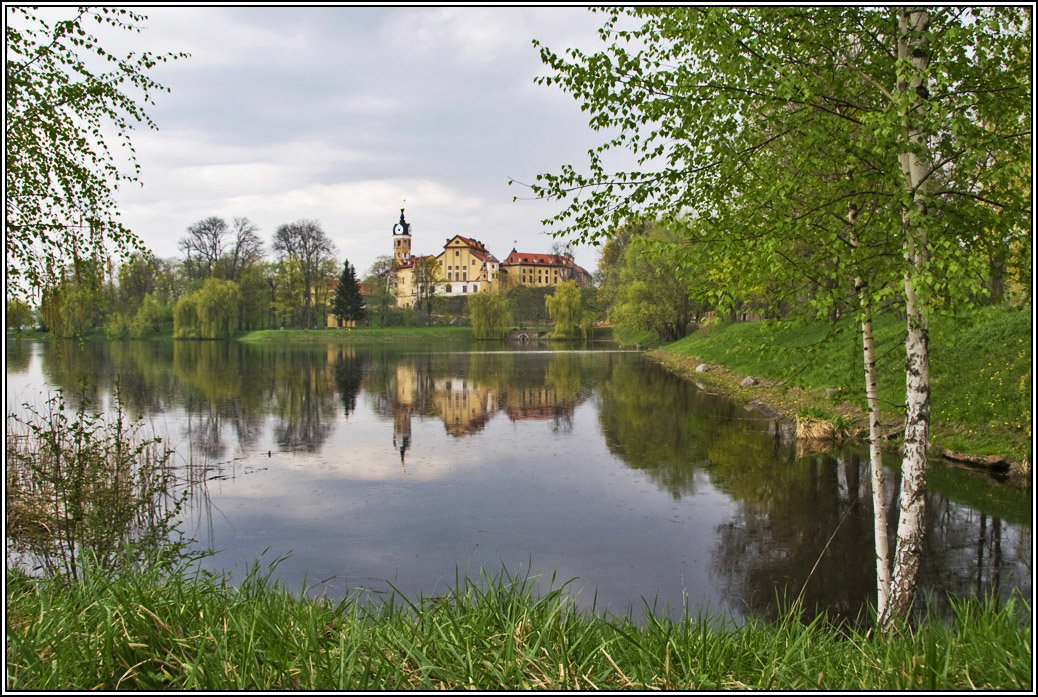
[{"left": 6, "top": 561, "right": 1031, "bottom": 691}]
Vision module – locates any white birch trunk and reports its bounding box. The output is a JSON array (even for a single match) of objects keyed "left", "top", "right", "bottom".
[
  {"left": 882, "top": 6, "right": 933, "bottom": 628},
  {"left": 850, "top": 210, "right": 891, "bottom": 621}
]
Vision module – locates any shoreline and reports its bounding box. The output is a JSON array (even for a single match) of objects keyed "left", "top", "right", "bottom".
[{"left": 645, "top": 348, "right": 1032, "bottom": 485}]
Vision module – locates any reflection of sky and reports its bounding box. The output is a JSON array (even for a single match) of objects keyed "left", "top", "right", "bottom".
[{"left": 186, "top": 396, "right": 745, "bottom": 621}]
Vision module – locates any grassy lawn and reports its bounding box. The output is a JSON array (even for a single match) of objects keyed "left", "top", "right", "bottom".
[{"left": 656, "top": 307, "right": 1032, "bottom": 464}]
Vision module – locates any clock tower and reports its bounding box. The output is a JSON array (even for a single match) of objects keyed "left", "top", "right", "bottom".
[{"left": 392, "top": 207, "right": 412, "bottom": 265}]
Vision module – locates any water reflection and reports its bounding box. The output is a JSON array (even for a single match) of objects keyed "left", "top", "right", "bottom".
[{"left": 10, "top": 339, "right": 1030, "bottom": 623}]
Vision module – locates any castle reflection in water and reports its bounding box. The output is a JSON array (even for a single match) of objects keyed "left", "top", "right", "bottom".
[{"left": 388, "top": 356, "right": 589, "bottom": 464}]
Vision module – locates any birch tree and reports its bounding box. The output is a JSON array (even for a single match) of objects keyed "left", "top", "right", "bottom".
[
  {"left": 6, "top": 7, "right": 186, "bottom": 297},
  {"left": 528, "top": 6, "right": 1031, "bottom": 628}
]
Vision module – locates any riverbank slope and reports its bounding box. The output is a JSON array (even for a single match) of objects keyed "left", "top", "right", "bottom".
[{"left": 648, "top": 307, "right": 1031, "bottom": 477}]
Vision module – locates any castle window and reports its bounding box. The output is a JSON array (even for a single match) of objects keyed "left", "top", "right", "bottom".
[
  {"left": 446, "top": 285, "right": 452, "bottom": 293},
  {"left": 462, "top": 285, "right": 468, "bottom": 293}
]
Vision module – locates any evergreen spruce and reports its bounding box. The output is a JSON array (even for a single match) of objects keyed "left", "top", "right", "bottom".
[{"left": 333, "top": 261, "right": 366, "bottom": 326}]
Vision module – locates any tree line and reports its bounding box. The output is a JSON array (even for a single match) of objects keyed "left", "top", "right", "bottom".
[{"left": 18, "top": 215, "right": 372, "bottom": 339}]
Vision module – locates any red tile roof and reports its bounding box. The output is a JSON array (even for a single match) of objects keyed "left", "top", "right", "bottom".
[{"left": 501, "top": 251, "right": 590, "bottom": 277}]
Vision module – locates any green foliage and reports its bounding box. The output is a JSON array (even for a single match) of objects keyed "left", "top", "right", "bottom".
[
  {"left": 364, "top": 256, "right": 397, "bottom": 328},
  {"left": 506, "top": 285, "right": 554, "bottom": 326},
  {"left": 5, "top": 7, "right": 187, "bottom": 297},
  {"left": 173, "top": 277, "right": 241, "bottom": 339},
  {"left": 599, "top": 220, "right": 707, "bottom": 343},
  {"left": 5, "top": 391, "right": 186, "bottom": 580},
  {"left": 172, "top": 293, "right": 200, "bottom": 339},
  {"left": 129, "top": 293, "right": 170, "bottom": 337},
  {"left": 272, "top": 220, "right": 336, "bottom": 329},
  {"left": 6, "top": 298, "right": 34, "bottom": 332},
  {"left": 5, "top": 561, "right": 1031, "bottom": 691},
  {"left": 545, "top": 281, "right": 593, "bottom": 339},
  {"left": 467, "top": 290, "right": 513, "bottom": 340}
]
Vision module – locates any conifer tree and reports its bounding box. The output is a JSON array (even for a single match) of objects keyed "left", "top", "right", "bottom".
[{"left": 333, "top": 260, "right": 366, "bottom": 326}]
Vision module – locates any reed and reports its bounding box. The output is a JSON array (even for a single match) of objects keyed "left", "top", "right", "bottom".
[{"left": 6, "top": 391, "right": 189, "bottom": 580}]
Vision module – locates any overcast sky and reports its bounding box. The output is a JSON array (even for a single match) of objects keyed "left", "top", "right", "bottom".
[{"left": 86, "top": 5, "right": 614, "bottom": 277}]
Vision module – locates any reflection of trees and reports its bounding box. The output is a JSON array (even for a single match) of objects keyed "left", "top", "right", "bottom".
[
  {"left": 598, "top": 356, "right": 1030, "bottom": 623},
  {"left": 268, "top": 347, "right": 336, "bottom": 453},
  {"left": 710, "top": 451, "right": 877, "bottom": 623},
  {"left": 709, "top": 446, "right": 1031, "bottom": 624},
  {"left": 5, "top": 338, "right": 33, "bottom": 373},
  {"left": 38, "top": 340, "right": 110, "bottom": 409},
  {"left": 173, "top": 341, "right": 270, "bottom": 455},
  {"left": 915, "top": 495, "right": 1031, "bottom": 615},
  {"left": 332, "top": 347, "right": 368, "bottom": 418},
  {"left": 596, "top": 357, "right": 719, "bottom": 498}
]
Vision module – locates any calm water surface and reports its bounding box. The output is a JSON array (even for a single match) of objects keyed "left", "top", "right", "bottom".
[{"left": 5, "top": 338, "right": 1031, "bottom": 623}]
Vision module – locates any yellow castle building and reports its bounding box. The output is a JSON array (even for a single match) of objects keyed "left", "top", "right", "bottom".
[{"left": 389, "top": 208, "right": 591, "bottom": 308}]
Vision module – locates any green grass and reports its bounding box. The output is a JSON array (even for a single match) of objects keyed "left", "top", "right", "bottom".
[
  {"left": 663, "top": 307, "right": 1032, "bottom": 462},
  {"left": 237, "top": 326, "right": 476, "bottom": 343},
  {"left": 5, "top": 560, "right": 1031, "bottom": 691}
]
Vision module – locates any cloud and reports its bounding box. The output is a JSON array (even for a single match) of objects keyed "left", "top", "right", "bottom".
[{"left": 109, "top": 7, "right": 607, "bottom": 277}]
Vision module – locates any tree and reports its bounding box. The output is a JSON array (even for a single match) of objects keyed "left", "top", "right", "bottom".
[
  {"left": 529, "top": 7, "right": 1031, "bottom": 628},
  {"left": 173, "top": 277, "right": 240, "bottom": 339},
  {"left": 545, "top": 280, "right": 593, "bottom": 339},
  {"left": 412, "top": 256, "right": 441, "bottom": 318},
  {"left": 272, "top": 220, "right": 336, "bottom": 329},
  {"left": 364, "top": 256, "right": 397, "bottom": 328},
  {"left": 220, "top": 217, "right": 264, "bottom": 283},
  {"left": 5, "top": 7, "right": 186, "bottom": 298},
  {"left": 6, "top": 298, "right": 34, "bottom": 333},
  {"left": 332, "top": 260, "right": 366, "bottom": 326},
  {"left": 180, "top": 216, "right": 228, "bottom": 281},
  {"left": 468, "top": 290, "right": 513, "bottom": 339},
  {"left": 37, "top": 256, "right": 108, "bottom": 338},
  {"left": 599, "top": 220, "right": 707, "bottom": 343}
]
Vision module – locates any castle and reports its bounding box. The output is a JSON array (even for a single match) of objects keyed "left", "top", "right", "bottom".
[{"left": 389, "top": 208, "right": 592, "bottom": 307}]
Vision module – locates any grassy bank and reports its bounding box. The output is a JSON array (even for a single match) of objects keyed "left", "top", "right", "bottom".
[
  {"left": 653, "top": 307, "right": 1032, "bottom": 466},
  {"left": 237, "top": 326, "right": 475, "bottom": 343},
  {"left": 5, "top": 561, "right": 1031, "bottom": 691}
]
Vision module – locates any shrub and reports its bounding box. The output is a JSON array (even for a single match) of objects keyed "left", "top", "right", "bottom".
[{"left": 6, "top": 391, "right": 188, "bottom": 579}]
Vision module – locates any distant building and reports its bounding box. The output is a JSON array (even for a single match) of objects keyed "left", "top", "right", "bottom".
[
  {"left": 498, "top": 249, "right": 592, "bottom": 290},
  {"left": 389, "top": 208, "right": 591, "bottom": 308}
]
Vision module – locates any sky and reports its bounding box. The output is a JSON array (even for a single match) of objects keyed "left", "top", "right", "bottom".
[{"left": 69, "top": 5, "right": 616, "bottom": 278}]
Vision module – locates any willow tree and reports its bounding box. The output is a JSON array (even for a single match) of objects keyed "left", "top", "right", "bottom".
[
  {"left": 468, "top": 290, "right": 512, "bottom": 340},
  {"left": 173, "top": 277, "right": 240, "bottom": 339},
  {"left": 528, "top": 6, "right": 1031, "bottom": 628},
  {"left": 545, "top": 280, "right": 593, "bottom": 339}
]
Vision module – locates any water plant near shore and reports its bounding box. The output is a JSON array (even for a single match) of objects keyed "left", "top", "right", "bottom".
[{"left": 5, "top": 391, "right": 189, "bottom": 579}]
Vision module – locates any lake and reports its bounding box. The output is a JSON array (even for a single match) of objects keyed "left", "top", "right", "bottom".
[{"left": 5, "top": 337, "right": 1031, "bottom": 624}]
